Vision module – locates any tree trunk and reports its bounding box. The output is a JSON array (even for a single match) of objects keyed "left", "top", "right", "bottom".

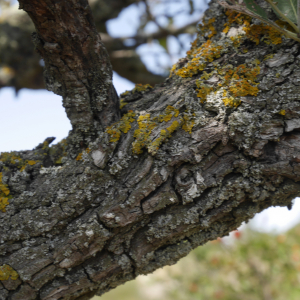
[{"left": 1, "top": 0, "right": 300, "bottom": 299}]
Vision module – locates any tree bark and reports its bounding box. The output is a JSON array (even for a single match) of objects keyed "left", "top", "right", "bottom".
[{"left": 1, "top": 0, "right": 300, "bottom": 299}]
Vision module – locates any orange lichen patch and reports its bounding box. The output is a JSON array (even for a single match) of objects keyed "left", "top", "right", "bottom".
[
  {"left": 200, "top": 71, "right": 213, "bottom": 80},
  {"left": 228, "top": 64, "right": 260, "bottom": 97},
  {"left": 0, "top": 172, "right": 10, "bottom": 213},
  {"left": 106, "top": 104, "right": 195, "bottom": 155},
  {"left": 196, "top": 62, "right": 260, "bottom": 107},
  {"left": 229, "top": 79, "right": 259, "bottom": 97},
  {"left": 224, "top": 10, "right": 282, "bottom": 45},
  {"left": 244, "top": 24, "right": 282, "bottom": 45},
  {"left": 0, "top": 264, "right": 19, "bottom": 281},
  {"left": 176, "top": 40, "right": 223, "bottom": 78},
  {"left": 27, "top": 160, "right": 37, "bottom": 166},
  {"left": 224, "top": 10, "right": 251, "bottom": 28},
  {"left": 198, "top": 17, "right": 217, "bottom": 38},
  {"left": 76, "top": 153, "right": 83, "bottom": 161},
  {"left": 76, "top": 148, "right": 91, "bottom": 161},
  {"left": 106, "top": 110, "right": 136, "bottom": 143}
]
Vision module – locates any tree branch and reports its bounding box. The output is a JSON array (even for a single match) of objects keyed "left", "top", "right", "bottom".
[
  {"left": 1, "top": 1, "right": 300, "bottom": 299},
  {"left": 18, "top": 0, "right": 120, "bottom": 151}
]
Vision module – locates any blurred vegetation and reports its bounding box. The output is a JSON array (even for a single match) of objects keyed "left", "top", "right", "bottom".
[{"left": 94, "top": 224, "right": 300, "bottom": 300}]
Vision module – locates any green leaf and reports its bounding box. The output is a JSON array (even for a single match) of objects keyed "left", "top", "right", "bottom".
[
  {"left": 243, "top": 0, "right": 269, "bottom": 20},
  {"left": 271, "top": 0, "right": 298, "bottom": 24}
]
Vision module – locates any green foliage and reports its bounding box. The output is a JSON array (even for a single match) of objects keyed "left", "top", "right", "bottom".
[
  {"left": 95, "top": 225, "right": 300, "bottom": 300},
  {"left": 273, "top": 0, "right": 298, "bottom": 24},
  {"left": 244, "top": 0, "right": 269, "bottom": 21}
]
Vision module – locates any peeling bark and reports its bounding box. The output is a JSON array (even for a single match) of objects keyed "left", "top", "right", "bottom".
[{"left": 1, "top": 0, "right": 300, "bottom": 299}]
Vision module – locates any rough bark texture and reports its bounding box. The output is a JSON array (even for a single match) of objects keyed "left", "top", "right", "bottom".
[
  {"left": 1, "top": 0, "right": 300, "bottom": 299},
  {"left": 18, "top": 0, "right": 120, "bottom": 151}
]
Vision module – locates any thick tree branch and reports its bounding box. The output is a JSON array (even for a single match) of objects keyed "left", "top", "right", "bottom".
[
  {"left": 1, "top": 0, "right": 300, "bottom": 299},
  {"left": 17, "top": 0, "right": 120, "bottom": 150}
]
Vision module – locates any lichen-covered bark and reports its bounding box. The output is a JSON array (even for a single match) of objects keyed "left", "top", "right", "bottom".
[
  {"left": 18, "top": 0, "right": 121, "bottom": 152},
  {"left": 1, "top": 0, "right": 300, "bottom": 299}
]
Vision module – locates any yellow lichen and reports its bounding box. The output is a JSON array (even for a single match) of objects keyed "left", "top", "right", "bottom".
[
  {"left": 169, "top": 64, "right": 177, "bottom": 77},
  {"left": 132, "top": 84, "right": 153, "bottom": 93},
  {"left": 132, "top": 106, "right": 184, "bottom": 155},
  {"left": 131, "top": 106, "right": 196, "bottom": 155},
  {"left": 155, "top": 105, "right": 180, "bottom": 122},
  {"left": 0, "top": 152, "right": 22, "bottom": 166},
  {"left": 76, "top": 148, "right": 92, "bottom": 161},
  {"left": 0, "top": 152, "right": 41, "bottom": 172},
  {"left": 106, "top": 111, "right": 136, "bottom": 143},
  {"left": 120, "top": 90, "right": 130, "bottom": 97},
  {"left": 106, "top": 106, "right": 195, "bottom": 155},
  {"left": 198, "top": 17, "right": 217, "bottom": 38},
  {"left": 279, "top": 109, "right": 286, "bottom": 115},
  {"left": 182, "top": 113, "right": 196, "bottom": 133},
  {"left": 148, "top": 120, "right": 182, "bottom": 154},
  {"left": 176, "top": 40, "right": 223, "bottom": 78},
  {"left": 264, "top": 54, "right": 274, "bottom": 60},
  {"left": 20, "top": 160, "right": 39, "bottom": 172},
  {"left": 222, "top": 91, "right": 241, "bottom": 107},
  {"left": 195, "top": 62, "right": 260, "bottom": 107},
  {"left": 0, "top": 264, "right": 19, "bottom": 281},
  {"left": 195, "top": 83, "right": 214, "bottom": 103},
  {"left": 0, "top": 172, "right": 10, "bottom": 213},
  {"left": 76, "top": 153, "right": 83, "bottom": 161},
  {"left": 120, "top": 99, "right": 128, "bottom": 109}
]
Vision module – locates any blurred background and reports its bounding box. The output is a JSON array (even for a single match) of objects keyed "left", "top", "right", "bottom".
[{"left": 1, "top": 0, "right": 300, "bottom": 299}]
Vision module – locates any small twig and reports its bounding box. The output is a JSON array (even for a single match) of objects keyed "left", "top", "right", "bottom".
[{"left": 142, "top": 0, "right": 165, "bottom": 32}]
